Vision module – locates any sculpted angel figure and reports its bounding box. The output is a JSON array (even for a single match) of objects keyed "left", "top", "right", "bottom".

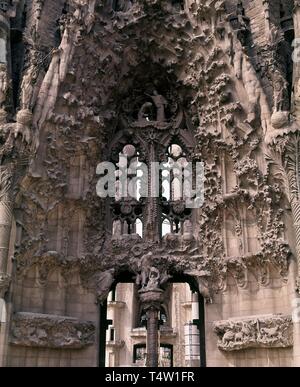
[
  {"left": 136, "top": 252, "right": 153, "bottom": 289},
  {"left": 272, "top": 69, "right": 288, "bottom": 113},
  {"left": 20, "top": 64, "right": 39, "bottom": 110},
  {"left": 149, "top": 90, "right": 168, "bottom": 122}
]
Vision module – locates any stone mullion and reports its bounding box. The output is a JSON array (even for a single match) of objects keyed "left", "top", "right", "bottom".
[
  {"left": 0, "top": 201, "right": 12, "bottom": 273},
  {"left": 146, "top": 306, "right": 159, "bottom": 367},
  {"left": 139, "top": 289, "right": 164, "bottom": 368},
  {"left": 291, "top": 201, "right": 300, "bottom": 291},
  {"left": 0, "top": 169, "right": 13, "bottom": 298}
]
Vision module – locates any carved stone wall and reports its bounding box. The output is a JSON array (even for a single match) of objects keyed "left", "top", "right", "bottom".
[
  {"left": 213, "top": 314, "right": 293, "bottom": 351},
  {"left": 10, "top": 312, "right": 96, "bottom": 349},
  {"left": 0, "top": 0, "right": 299, "bottom": 367}
]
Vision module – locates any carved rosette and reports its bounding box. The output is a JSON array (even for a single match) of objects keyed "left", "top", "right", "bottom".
[
  {"left": 10, "top": 312, "right": 96, "bottom": 349},
  {"left": 213, "top": 314, "right": 293, "bottom": 351}
]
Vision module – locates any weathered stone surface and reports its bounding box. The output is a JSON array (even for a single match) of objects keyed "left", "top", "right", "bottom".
[
  {"left": 0, "top": 0, "right": 299, "bottom": 367},
  {"left": 214, "top": 314, "right": 293, "bottom": 351},
  {"left": 10, "top": 312, "right": 96, "bottom": 349}
]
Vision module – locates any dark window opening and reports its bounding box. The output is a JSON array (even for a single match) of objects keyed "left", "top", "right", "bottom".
[
  {"left": 138, "top": 306, "right": 169, "bottom": 328},
  {"left": 112, "top": 0, "right": 132, "bottom": 13},
  {"left": 133, "top": 344, "right": 173, "bottom": 367},
  {"left": 110, "top": 328, "right": 115, "bottom": 342},
  {"left": 172, "top": 0, "right": 184, "bottom": 11}
]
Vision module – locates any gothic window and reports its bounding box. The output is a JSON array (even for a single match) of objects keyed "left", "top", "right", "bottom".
[
  {"left": 133, "top": 344, "right": 147, "bottom": 365},
  {"left": 110, "top": 142, "right": 144, "bottom": 237},
  {"left": 106, "top": 86, "right": 196, "bottom": 242},
  {"left": 133, "top": 344, "right": 173, "bottom": 367},
  {"left": 135, "top": 218, "right": 143, "bottom": 237},
  {"left": 109, "top": 136, "right": 194, "bottom": 239},
  {"left": 160, "top": 143, "right": 192, "bottom": 237},
  {"left": 139, "top": 306, "right": 168, "bottom": 328},
  {"left": 161, "top": 218, "right": 171, "bottom": 237}
]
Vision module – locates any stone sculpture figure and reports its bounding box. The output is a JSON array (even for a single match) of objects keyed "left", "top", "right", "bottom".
[
  {"left": 0, "top": 63, "right": 8, "bottom": 109},
  {"left": 146, "top": 267, "right": 160, "bottom": 290},
  {"left": 0, "top": 272, "right": 10, "bottom": 298},
  {"left": 148, "top": 90, "right": 168, "bottom": 122},
  {"left": 0, "top": 1, "right": 9, "bottom": 13},
  {"left": 214, "top": 315, "right": 293, "bottom": 351},
  {"left": 272, "top": 69, "right": 288, "bottom": 113},
  {"left": 136, "top": 252, "right": 153, "bottom": 288},
  {"left": 234, "top": 47, "right": 259, "bottom": 124},
  {"left": 20, "top": 64, "right": 39, "bottom": 110},
  {"left": 112, "top": 219, "right": 122, "bottom": 238},
  {"left": 136, "top": 252, "right": 165, "bottom": 290},
  {"left": 234, "top": 44, "right": 270, "bottom": 132},
  {"left": 91, "top": 268, "right": 115, "bottom": 303},
  {"left": 138, "top": 102, "right": 153, "bottom": 122},
  {"left": 10, "top": 312, "right": 96, "bottom": 349},
  {"left": 267, "top": 25, "right": 283, "bottom": 46}
]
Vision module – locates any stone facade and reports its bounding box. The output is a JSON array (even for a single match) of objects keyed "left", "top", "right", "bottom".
[{"left": 0, "top": 0, "right": 300, "bottom": 367}]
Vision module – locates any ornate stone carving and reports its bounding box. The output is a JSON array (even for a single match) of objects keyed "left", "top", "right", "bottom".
[
  {"left": 20, "top": 63, "right": 39, "bottom": 111},
  {"left": 3, "top": 0, "right": 294, "bottom": 338},
  {"left": 10, "top": 312, "right": 96, "bottom": 349},
  {"left": 136, "top": 252, "right": 172, "bottom": 291},
  {"left": 85, "top": 268, "right": 115, "bottom": 304},
  {"left": 214, "top": 315, "right": 293, "bottom": 351},
  {"left": 0, "top": 0, "right": 19, "bottom": 17},
  {"left": 0, "top": 272, "right": 10, "bottom": 298},
  {"left": 0, "top": 63, "right": 9, "bottom": 122}
]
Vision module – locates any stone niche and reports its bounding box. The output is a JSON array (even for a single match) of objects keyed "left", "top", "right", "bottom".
[
  {"left": 10, "top": 312, "right": 96, "bottom": 349},
  {"left": 213, "top": 314, "right": 293, "bottom": 352}
]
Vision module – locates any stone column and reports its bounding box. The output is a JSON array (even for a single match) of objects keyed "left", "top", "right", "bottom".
[
  {"left": 139, "top": 288, "right": 164, "bottom": 368},
  {"left": 144, "top": 141, "right": 160, "bottom": 242},
  {"left": 291, "top": 199, "right": 300, "bottom": 367},
  {"left": 146, "top": 306, "right": 159, "bottom": 367},
  {"left": 291, "top": 201, "right": 300, "bottom": 288},
  {"left": 0, "top": 167, "right": 12, "bottom": 299},
  {"left": 0, "top": 166, "right": 13, "bottom": 368}
]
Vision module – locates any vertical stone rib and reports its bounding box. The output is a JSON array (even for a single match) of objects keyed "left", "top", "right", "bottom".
[
  {"left": 292, "top": 201, "right": 300, "bottom": 289},
  {"left": 0, "top": 200, "right": 12, "bottom": 274},
  {"left": 139, "top": 289, "right": 164, "bottom": 368},
  {"left": 146, "top": 306, "right": 159, "bottom": 367},
  {"left": 0, "top": 167, "right": 13, "bottom": 298}
]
